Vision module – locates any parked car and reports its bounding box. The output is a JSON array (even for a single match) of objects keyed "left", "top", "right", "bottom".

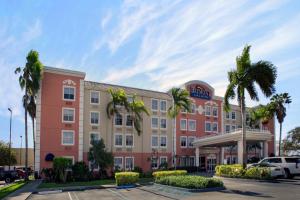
[
  {"left": 247, "top": 163, "right": 285, "bottom": 178},
  {"left": 0, "top": 168, "right": 19, "bottom": 183},
  {"left": 16, "top": 169, "right": 26, "bottom": 179},
  {"left": 255, "top": 157, "right": 300, "bottom": 179}
]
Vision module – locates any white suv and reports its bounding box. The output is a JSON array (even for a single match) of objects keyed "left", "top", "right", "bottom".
[{"left": 258, "top": 157, "right": 300, "bottom": 179}]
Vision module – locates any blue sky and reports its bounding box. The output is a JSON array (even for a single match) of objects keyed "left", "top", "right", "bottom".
[{"left": 0, "top": 0, "right": 299, "bottom": 148}]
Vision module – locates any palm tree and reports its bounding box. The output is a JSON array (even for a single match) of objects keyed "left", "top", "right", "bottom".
[
  {"left": 224, "top": 45, "right": 277, "bottom": 168},
  {"left": 168, "top": 88, "right": 191, "bottom": 169},
  {"left": 128, "top": 95, "right": 150, "bottom": 135},
  {"left": 15, "top": 50, "right": 43, "bottom": 180},
  {"left": 106, "top": 88, "right": 129, "bottom": 152}
]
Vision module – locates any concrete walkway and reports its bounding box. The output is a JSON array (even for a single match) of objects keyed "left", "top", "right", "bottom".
[{"left": 3, "top": 180, "right": 42, "bottom": 200}]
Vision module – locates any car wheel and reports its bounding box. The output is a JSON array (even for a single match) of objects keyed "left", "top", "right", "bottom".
[
  {"left": 284, "top": 169, "right": 291, "bottom": 179},
  {"left": 5, "top": 177, "right": 11, "bottom": 183}
]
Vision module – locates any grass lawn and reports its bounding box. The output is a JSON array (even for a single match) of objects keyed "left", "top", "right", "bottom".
[
  {"left": 0, "top": 181, "right": 26, "bottom": 199},
  {"left": 38, "top": 179, "right": 115, "bottom": 189}
]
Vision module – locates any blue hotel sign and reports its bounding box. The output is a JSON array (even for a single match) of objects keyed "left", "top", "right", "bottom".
[{"left": 190, "top": 85, "right": 211, "bottom": 100}]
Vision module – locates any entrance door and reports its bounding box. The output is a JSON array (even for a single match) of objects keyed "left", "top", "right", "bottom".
[
  {"left": 207, "top": 154, "right": 217, "bottom": 173},
  {"left": 199, "top": 156, "right": 206, "bottom": 171}
]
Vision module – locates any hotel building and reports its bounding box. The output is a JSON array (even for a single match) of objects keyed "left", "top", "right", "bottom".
[{"left": 35, "top": 67, "right": 275, "bottom": 173}]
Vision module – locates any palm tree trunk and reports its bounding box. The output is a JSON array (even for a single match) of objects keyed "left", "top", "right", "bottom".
[
  {"left": 279, "top": 122, "right": 282, "bottom": 156},
  {"left": 24, "top": 88, "right": 29, "bottom": 181},
  {"left": 173, "top": 118, "right": 177, "bottom": 170},
  {"left": 111, "top": 118, "right": 113, "bottom": 152},
  {"left": 240, "top": 97, "right": 247, "bottom": 168},
  {"left": 32, "top": 117, "right": 35, "bottom": 173}
]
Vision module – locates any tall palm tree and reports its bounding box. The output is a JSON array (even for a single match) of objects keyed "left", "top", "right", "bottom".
[
  {"left": 106, "top": 88, "right": 129, "bottom": 152},
  {"left": 15, "top": 50, "right": 43, "bottom": 180},
  {"left": 224, "top": 45, "right": 277, "bottom": 168},
  {"left": 168, "top": 88, "right": 191, "bottom": 169},
  {"left": 128, "top": 95, "right": 150, "bottom": 136}
]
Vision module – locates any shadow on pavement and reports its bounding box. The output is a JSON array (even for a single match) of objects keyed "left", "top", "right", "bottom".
[{"left": 219, "top": 189, "right": 273, "bottom": 198}]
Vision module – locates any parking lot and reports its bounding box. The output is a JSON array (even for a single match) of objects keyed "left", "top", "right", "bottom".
[{"left": 28, "top": 177, "right": 300, "bottom": 200}]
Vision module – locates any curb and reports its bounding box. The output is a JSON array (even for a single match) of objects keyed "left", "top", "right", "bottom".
[
  {"left": 213, "top": 176, "right": 277, "bottom": 183},
  {"left": 153, "top": 183, "right": 226, "bottom": 193}
]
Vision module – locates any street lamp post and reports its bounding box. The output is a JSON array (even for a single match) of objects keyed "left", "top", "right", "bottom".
[
  {"left": 20, "top": 136, "right": 23, "bottom": 165},
  {"left": 8, "top": 108, "right": 12, "bottom": 171}
]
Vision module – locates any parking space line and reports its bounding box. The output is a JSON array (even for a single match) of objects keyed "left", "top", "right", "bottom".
[
  {"left": 68, "top": 192, "right": 73, "bottom": 200},
  {"left": 106, "top": 189, "right": 131, "bottom": 200}
]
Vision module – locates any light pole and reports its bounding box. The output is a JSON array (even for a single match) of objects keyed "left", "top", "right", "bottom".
[
  {"left": 20, "top": 136, "right": 23, "bottom": 165},
  {"left": 8, "top": 108, "right": 12, "bottom": 171}
]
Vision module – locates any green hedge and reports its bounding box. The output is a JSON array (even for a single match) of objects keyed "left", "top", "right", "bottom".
[
  {"left": 155, "top": 175, "right": 223, "bottom": 189},
  {"left": 152, "top": 170, "right": 187, "bottom": 179},
  {"left": 215, "top": 164, "right": 272, "bottom": 180},
  {"left": 115, "top": 172, "right": 139, "bottom": 186}
]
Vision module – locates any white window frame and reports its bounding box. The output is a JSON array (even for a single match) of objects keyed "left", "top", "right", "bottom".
[
  {"left": 151, "top": 98, "right": 159, "bottom": 111},
  {"left": 189, "top": 156, "right": 195, "bottom": 166},
  {"left": 125, "top": 157, "right": 134, "bottom": 171},
  {"left": 225, "top": 124, "right": 231, "bottom": 133},
  {"left": 151, "top": 135, "right": 159, "bottom": 148},
  {"left": 212, "top": 107, "right": 218, "bottom": 117},
  {"left": 226, "top": 112, "right": 230, "bottom": 119},
  {"left": 160, "top": 117, "right": 167, "bottom": 129},
  {"left": 114, "top": 113, "right": 123, "bottom": 127},
  {"left": 90, "top": 90, "right": 100, "bottom": 105},
  {"left": 212, "top": 122, "right": 218, "bottom": 133},
  {"left": 160, "top": 100, "right": 167, "bottom": 112},
  {"left": 125, "top": 114, "right": 133, "bottom": 127},
  {"left": 125, "top": 134, "right": 134, "bottom": 147},
  {"left": 114, "top": 157, "right": 123, "bottom": 170},
  {"left": 205, "top": 121, "right": 211, "bottom": 132},
  {"left": 62, "top": 108, "right": 75, "bottom": 123},
  {"left": 180, "top": 119, "right": 187, "bottom": 131},
  {"left": 231, "top": 111, "right": 236, "bottom": 120},
  {"left": 188, "top": 119, "right": 196, "bottom": 131},
  {"left": 180, "top": 136, "right": 187, "bottom": 148},
  {"left": 89, "top": 132, "right": 100, "bottom": 145},
  {"left": 61, "top": 130, "right": 75, "bottom": 146},
  {"left": 205, "top": 105, "right": 211, "bottom": 116},
  {"left": 90, "top": 111, "right": 100, "bottom": 126},
  {"left": 63, "top": 85, "right": 76, "bottom": 101},
  {"left": 187, "top": 136, "right": 195, "bottom": 148},
  {"left": 127, "top": 95, "right": 133, "bottom": 103},
  {"left": 160, "top": 136, "right": 167, "bottom": 148},
  {"left": 114, "top": 133, "right": 123, "bottom": 147},
  {"left": 151, "top": 157, "right": 158, "bottom": 169},
  {"left": 160, "top": 156, "right": 168, "bottom": 165},
  {"left": 190, "top": 103, "right": 196, "bottom": 114},
  {"left": 151, "top": 117, "right": 159, "bottom": 129},
  {"left": 231, "top": 125, "right": 236, "bottom": 131}
]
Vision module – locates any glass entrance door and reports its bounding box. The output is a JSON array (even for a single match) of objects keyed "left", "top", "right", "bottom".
[{"left": 207, "top": 154, "right": 217, "bottom": 172}]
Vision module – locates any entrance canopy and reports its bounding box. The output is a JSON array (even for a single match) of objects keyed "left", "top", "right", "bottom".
[{"left": 193, "top": 128, "right": 272, "bottom": 148}]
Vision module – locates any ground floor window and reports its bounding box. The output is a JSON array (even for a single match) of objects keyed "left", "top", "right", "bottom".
[
  {"left": 125, "top": 157, "right": 134, "bottom": 171},
  {"left": 151, "top": 157, "right": 158, "bottom": 169},
  {"left": 114, "top": 157, "right": 123, "bottom": 170},
  {"left": 179, "top": 156, "right": 195, "bottom": 167}
]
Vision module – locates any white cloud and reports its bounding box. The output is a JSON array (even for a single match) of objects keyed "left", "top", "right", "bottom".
[{"left": 101, "top": 11, "right": 112, "bottom": 29}]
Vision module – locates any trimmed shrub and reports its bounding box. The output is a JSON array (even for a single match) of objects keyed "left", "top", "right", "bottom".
[
  {"left": 244, "top": 167, "right": 271, "bottom": 179},
  {"left": 115, "top": 172, "right": 139, "bottom": 186},
  {"left": 155, "top": 175, "right": 223, "bottom": 189},
  {"left": 72, "top": 161, "right": 89, "bottom": 181},
  {"left": 53, "top": 157, "right": 72, "bottom": 183},
  {"left": 215, "top": 164, "right": 244, "bottom": 178},
  {"left": 152, "top": 170, "right": 187, "bottom": 179}
]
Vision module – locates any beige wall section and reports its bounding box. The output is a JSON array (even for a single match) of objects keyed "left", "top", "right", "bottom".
[
  {"left": 83, "top": 81, "right": 173, "bottom": 154},
  {"left": 12, "top": 148, "right": 34, "bottom": 167}
]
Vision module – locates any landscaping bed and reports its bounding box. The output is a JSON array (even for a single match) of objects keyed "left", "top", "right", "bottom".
[{"left": 0, "top": 180, "right": 26, "bottom": 199}]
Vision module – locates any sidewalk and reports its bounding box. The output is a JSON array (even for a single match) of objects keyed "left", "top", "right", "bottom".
[{"left": 3, "top": 180, "right": 42, "bottom": 200}]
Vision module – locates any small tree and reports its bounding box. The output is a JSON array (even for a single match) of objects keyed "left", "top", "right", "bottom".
[
  {"left": 88, "top": 139, "right": 113, "bottom": 176},
  {"left": 0, "top": 141, "right": 17, "bottom": 166},
  {"left": 53, "top": 157, "right": 72, "bottom": 183},
  {"left": 283, "top": 127, "right": 300, "bottom": 155}
]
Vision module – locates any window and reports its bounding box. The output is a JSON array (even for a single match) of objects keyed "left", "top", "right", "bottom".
[
  {"left": 90, "top": 112, "right": 99, "bottom": 125},
  {"left": 180, "top": 119, "right": 187, "bottom": 130},
  {"left": 125, "top": 157, "right": 134, "bottom": 171},
  {"left": 151, "top": 135, "right": 158, "bottom": 148},
  {"left": 63, "top": 108, "right": 75, "bottom": 123},
  {"left": 63, "top": 86, "right": 75, "bottom": 100},
  {"left": 114, "top": 134, "right": 123, "bottom": 147},
  {"left": 126, "top": 115, "right": 133, "bottom": 127},
  {"left": 231, "top": 125, "right": 236, "bottom": 131},
  {"left": 90, "top": 132, "right": 100, "bottom": 144},
  {"left": 226, "top": 112, "right": 230, "bottom": 119},
  {"left": 127, "top": 96, "right": 133, "bottom": 103},
  {"left": 89, "top": 160, "right": 99, "bottom": 170},
  {"left": 151, "top": 157, "right": 158, "bottom": 169},
  {"left": 188, "top": 119, "right": 196, "bottom": 131},
  {"left": 160, "top": 157, "right": 167, "bottom": 165},
  {"left": 62, "top": 131, "right": 74, "bottom": 145},
  {"left": 205, "top": 106, "right": 211, "bottom": 116},
  {"left": 62, "top": 156, "right": 74, "bottom": 165},
  {"left": 180, "top": 157, "right": 187, "bottom": 166},
  {"left": 90, "top": 91, "right": 99, "bottom": 104},
  {"left": 181, "top": 108, "right": 187, "bottom": 113},
  {"left": 189, "top": 157, "right": 195, "bottom": 166},
  {"left": 191, "top": 103, "right": 196, "bottom": 114},
  {"left": 125, "top": 134, "right": 133, "bottom": 147},
  {"left": 212, "top": 107, "right": 218, "bottom": 117},
  {"left": 188, "top": 136, "right": 195, "bottom": 147},
  {"left": 160, "top": 136, "right": 167, "bottom": 148},
  {"left": 114, "top": 157, "right": 123, "bottom": 170},
  {"left": 151, "top": 117, "right": 159, "bottom": 129},
  {"left": 160, "top": 100, "right": 167, "bottom": 112},
  {"left": 268, "top": 158, "right": 282, "bottom": 163},
  {"left": 115, "top": 113, "right": 123, "bottom": 126},
  {"left": 180, "top": 136, "right": 187, "bottom": 148},
  {"left": 151, "top": 99, "right": 158, "bottom": 111},
  {"left": 231, "top": 111, "right": 236, "bottom": 120},
  {"left": 212, "top": 122, "right": 218, "bottom": 132},
  {"left": 160, "top": 118, "right": 167, "bottom": 129},
  {"left": 205, "top": 121, "right": 211, "bottom": 132},
  {"left": 225, "top": 125, "right": 231, "bottom": 133}
]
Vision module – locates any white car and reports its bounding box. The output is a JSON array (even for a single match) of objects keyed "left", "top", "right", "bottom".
[
  {"left": 257, "top": 157, "right": 300, "bottom": 179},
  {"left": 247, "top": 163, "right": 285, "bottom": 178}
]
